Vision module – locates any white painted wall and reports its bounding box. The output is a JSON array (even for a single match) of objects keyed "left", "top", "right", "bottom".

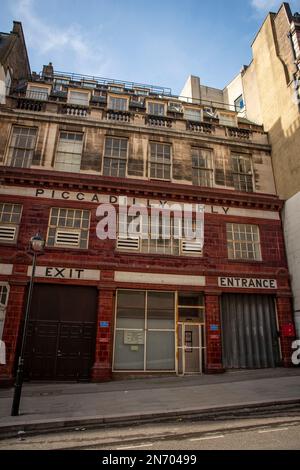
[{"left": 283, "top": 191, "right": 300, "bottom": 338}]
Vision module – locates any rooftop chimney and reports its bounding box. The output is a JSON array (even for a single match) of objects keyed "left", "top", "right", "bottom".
[{"left": 42, "top": 62, "right": 54, "bottom": 80}]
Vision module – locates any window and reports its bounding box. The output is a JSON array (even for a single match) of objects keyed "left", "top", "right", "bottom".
[
  {"left": 232, "top": 154, "right": 253, "bottom": 192},
  {"left": 218, "top": 112, "right": 237, "bottom": 127},
  {"left": 0, "top": 283, "right": 9, "bottom": 339},
  {"left": 68, "top": 90, "right": 90, "bottom": 106},
  {"left": 192, "top": 148, "right": 213, "bottom": 187},
  {"left": 26, "top": 85, "right": 49, "bottom": 101},
  {"left": 114, "top": 290, "right": 175, "bottom": 371},
  {"left": 234, "top": 95, "right": 245, "bottom": 112},
  {"left": 149, "top": 142, "right": 171, "bottom": 180},
  {"left": 108, "top": 96, "right": 128, "bottom": 111},
  {"left": 184, "top": 107, "right": 202, "bottom": 122},
  {"left": 227, "top": 223, "right": 261, "bottom": 261},
  {"left": 103, "top": 137, "right": 128, "bottom": 177},
  {"left": 178, "top": 292, "right": 205, "bottom": 322},
  {"left": 54, "top": 132, "right": 84, "bottom": 173},
  {"left": 0, "top": 203, "right": 22, "bottom": 244},
  {"left": 116, "top": 213, "right": 202, "bottom": 257},
  {"left": 147, "top": 102, "right": 165, "bottom": 116},
  {"left": 7, "top": 126, "right": 37, "bottom": 168},
  {"left": 140, "top": 216, "right": 180, "bottom": 256},
  {"left": 47, "top": 208, "right": 90, "bottom": 249}
]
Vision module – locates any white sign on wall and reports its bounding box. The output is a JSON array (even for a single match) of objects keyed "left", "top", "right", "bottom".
[{"left": 218, "top": 277, "right": 277, "bottom": 289}]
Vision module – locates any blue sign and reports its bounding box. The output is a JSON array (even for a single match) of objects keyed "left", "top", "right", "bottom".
[
  {"left": 100, "top": 321, "right": 109, "bottom": 328},
  {"left": 210, "top": 324, "right": 219, "bottom": 331}
]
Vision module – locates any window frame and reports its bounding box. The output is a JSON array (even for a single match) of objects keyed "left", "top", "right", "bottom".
[
  {"left": 231, "top": 153, "right": 254, "bottom": 193},
  {"left": 113, "top": 289, "right": 176, "bottom": 372},
  {"left": 26, "top": 83, "right": 51, "bottom": 101},
  {"left": 46, "top": 207, "right": 91, "bottom": 250},
  {"left": 107, "top": 94, "right": 129, "bottom": 112},
  {"left": 184, "top": 106, "right": 203, "bottom": 122},
  {"left": 54, "top": 131, "right": 84, "bottom": 173},
  {"left": 191, "top": 147, "right": 213, "bottom": 187},
  {"left": 149, "top": 142, "right": 172, "bottom": 181},
  {"left": 226, "top": 223, "right": 262, "bottom": 261},
  {"left": 0, "top": 202, "right": 23, "bottom": 245},
  {"left": 102, "top": 136, "right": 129, "bottom": 178},
  {"left": 6, "top": 125, "right": 38, "bottom": 168},
  {"left": 146, "top": 101, "right": 166, "bottom": 117},
  {"left": 67, "top": 88, "right": 91, "bottom": 106}
]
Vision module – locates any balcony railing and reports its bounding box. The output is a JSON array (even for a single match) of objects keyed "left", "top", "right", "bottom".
[
  {"left": 226, "top": 127, "right": 252, "bottom": 140},
  {"left": 186, "top": 121, "right": 214, "bottom": 134},
  {"left": 16, "top": 97, "right": 46, "bottom": 112},
  {"left": 60, "top": 103, "right": 89, "bottom": 117},
  {"left": 25, "top": 90, "right": 49, "bottom": 101},
  {"left": 145, "top": 115, "right": 173, "bottom": 128},
  {"left": 105, "top": 110, "right": 132, "bottom": 122}
]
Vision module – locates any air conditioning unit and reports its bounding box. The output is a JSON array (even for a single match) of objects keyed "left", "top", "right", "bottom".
[
  {"left": 0, "top": 225, "right": 17, "bottom": 243},
  {"left": 181, "top": 239, "right": 203, "bottom": 256},
  {"left": 117, "top": 236, "right": 140, "bottom": 251},
  {"left": 55, "top": 230, "right": 81, "bottom": 247}
]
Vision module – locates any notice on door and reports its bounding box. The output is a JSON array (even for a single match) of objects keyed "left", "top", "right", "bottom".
[{"left": 124, "top": 331, "right": 144, "bottom": 345}]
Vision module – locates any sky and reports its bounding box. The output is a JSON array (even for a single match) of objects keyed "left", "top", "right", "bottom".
[{"left": 1, "top": 0, "right": 300, "bottom": 94}]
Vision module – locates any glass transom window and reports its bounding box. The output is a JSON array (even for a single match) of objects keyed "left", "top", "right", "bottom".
[
  {"left": 7, "top": 126, "right": 37, "bottom": 168},
  {"left": 47, "top": 208, "right": 90, "bottom": 249},
  {"left": 54, "top": 132, "right": 83, "bottom": 173},
  {"left": 227, "top": 223, "right": 261, "bottom": 261}
]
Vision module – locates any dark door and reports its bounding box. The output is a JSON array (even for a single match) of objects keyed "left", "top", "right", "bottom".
[
  {"left": 221, "top": 294, "right": 280, "bottom": 369},
  {"left": 24, "top": 284, "right": 97, "bottom": 381}
]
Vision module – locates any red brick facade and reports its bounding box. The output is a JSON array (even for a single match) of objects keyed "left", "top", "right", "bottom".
[{"left": 0, "top": 167, "right": 296, "bottom": 385}]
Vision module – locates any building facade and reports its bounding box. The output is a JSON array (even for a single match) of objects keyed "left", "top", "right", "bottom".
[
  {"left": 181, "top": 2, "right": 300, "bottom": 339},
  {"left": 0, "top": 24, "right": 296, "bottom": 385}
]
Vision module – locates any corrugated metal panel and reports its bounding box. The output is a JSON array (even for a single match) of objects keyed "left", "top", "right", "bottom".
[{"left": 221, "top": 294, "right": 280, "bottom": 369}]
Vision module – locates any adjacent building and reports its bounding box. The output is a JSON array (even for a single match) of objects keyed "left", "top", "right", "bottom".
[
  {"left": 0, "top": 19, "right": 296, "bottom": 385},
  {"left": 182, "top": 2, "right": 300, "bottom": 339}
]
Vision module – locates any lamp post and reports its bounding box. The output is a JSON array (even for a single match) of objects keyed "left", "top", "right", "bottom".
[{"left": 11, "top": 233, "right": 45, "bottom": 417}]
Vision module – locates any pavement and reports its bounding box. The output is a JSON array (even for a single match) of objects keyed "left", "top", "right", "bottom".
[{"left": 0, "top": 368, "right": 300, "bottom": 438}]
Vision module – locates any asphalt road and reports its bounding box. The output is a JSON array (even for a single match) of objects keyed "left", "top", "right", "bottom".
[
  {"left": 1, "top": 415, "right": 300, "bottom": 450},
  {"left": 110, "top": 424, "right": 300, "bottom": 451}
]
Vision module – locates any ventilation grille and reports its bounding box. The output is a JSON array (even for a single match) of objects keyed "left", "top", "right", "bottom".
[
  {"left": 181, "top": 239, "right": 203, "bottom": 255},
  {"left": 0, "top": 225, "right": 17, "bottom": 243},
  {"left": 117, "top": 236, "right": 140, "bottom": 251},
  {"left": 55, "top": 230, "right": 81, "bottom": 247}
]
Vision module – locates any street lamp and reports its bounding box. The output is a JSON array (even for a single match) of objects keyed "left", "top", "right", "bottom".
[{"left": 11, "top": 233, "right": 45, "bottom": 417}]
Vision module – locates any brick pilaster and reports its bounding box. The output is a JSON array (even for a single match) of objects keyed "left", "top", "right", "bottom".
[
  {"left": 205, "top": 293, "right": 225, "bottom": 373},
  {"left": 91, "top": 286, "right": 115, "bottom": 382}
]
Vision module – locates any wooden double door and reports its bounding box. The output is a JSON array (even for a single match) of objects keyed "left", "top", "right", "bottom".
[{"left": 24, "top": 284, "right": 97, "bottom": 381}]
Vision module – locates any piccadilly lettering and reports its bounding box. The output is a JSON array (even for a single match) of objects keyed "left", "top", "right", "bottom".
[{"left": 218, "top": 277, "right": 277, "bottom": 289}]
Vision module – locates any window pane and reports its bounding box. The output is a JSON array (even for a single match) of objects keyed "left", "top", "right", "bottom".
[
  {"left": 146, "top": 331, "right": 175, "bottom": 370},
  {"left": 114, "top": 330, "right": 144, "bottom": 370}
]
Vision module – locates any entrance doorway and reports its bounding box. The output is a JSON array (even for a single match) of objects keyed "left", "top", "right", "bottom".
[
  {"left": 177, "top": 292, "right": 206, "bottom": 375},
  {"left": 24, "top": 284, "right": 97, "bottom": 381},
  {"left": 177, "top": 323, "right": 205, "bottom": 374}
]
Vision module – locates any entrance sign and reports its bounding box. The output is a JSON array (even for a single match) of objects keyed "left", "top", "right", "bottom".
[{"left": 218, "top": 277, "right": 277, "bottom": 289}]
